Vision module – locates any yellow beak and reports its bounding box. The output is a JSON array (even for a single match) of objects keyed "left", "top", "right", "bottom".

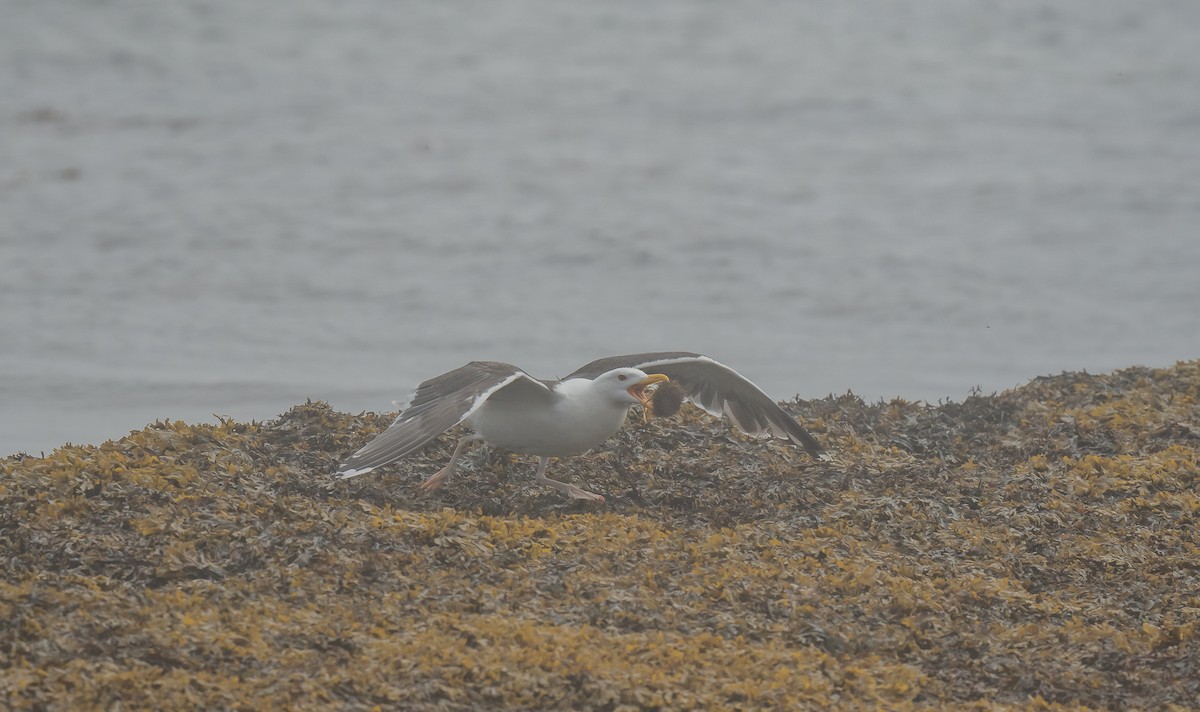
[{"left": 627, "top": 373, "right": 669, "bottom": 406}]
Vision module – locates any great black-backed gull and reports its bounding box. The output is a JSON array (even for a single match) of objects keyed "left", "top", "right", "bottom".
[{"left": 335, "top": 352, "right": 825, "bottom": 501}]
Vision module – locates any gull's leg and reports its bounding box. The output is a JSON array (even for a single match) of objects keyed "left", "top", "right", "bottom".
[
  {"left": 418, "top": 436, "right": 480, "bottom": 492},
  {"left": 532, "top": 456, "right": 605, "bottom": 502}
]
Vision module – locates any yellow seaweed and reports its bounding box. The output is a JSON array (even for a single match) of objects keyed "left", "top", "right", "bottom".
[{"left": 2, "top": 360, "right": 1199, "bottom": 709}]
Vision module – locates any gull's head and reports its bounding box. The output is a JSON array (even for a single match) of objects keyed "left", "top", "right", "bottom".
[{"left": 593, "top": 368, "right": 670, "bottom": 406}]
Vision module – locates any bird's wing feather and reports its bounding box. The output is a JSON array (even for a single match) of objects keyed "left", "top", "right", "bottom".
[
  {"left": 566, "top": 352, "right": 824, "bottom": 457},
  {"left": 336, "top": 361, "right": 554, "bottom": 478}
]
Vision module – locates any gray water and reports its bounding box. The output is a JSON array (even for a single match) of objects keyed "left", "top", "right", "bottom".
[{"left": 3, "top": 1, "right": 1199, "bottom": 457}]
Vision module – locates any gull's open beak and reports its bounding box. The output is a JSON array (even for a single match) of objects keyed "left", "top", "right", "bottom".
[{"left": 628, "top": 373, "right": 669, "bottom": 406}]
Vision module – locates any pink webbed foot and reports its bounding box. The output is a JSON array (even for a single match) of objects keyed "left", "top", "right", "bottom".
[{"left": 418, "top": 466, "right": 453, "bottom": 492}]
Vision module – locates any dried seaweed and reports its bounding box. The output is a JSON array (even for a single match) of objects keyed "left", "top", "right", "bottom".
[{"left": 3, "top": 362, "right": 1199, "bottom": 710}]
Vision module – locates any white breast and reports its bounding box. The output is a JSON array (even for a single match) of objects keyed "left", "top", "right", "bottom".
[{"left": 466, "top": 378, "right": 631, "bottom": 457}]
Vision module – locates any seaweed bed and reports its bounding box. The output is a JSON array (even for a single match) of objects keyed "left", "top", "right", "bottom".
[{"left": 3, "top": 361, "right": 1199, "bottom": 710}]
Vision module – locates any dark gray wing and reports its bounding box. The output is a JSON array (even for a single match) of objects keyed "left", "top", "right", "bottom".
[
  {"left": 336, "top": 361, "right": 554, "bottom": 478},
  {"left": 566, "top": 352, "right": 824, "bottom": 458}
]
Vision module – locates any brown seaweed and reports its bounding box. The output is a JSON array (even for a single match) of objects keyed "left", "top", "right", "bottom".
[{"left": 2, "top": 361, "right": 1198, "bottom": 709}]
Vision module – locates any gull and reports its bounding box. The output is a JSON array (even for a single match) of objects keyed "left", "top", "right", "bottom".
[{"left": 335, "top": 352, "right": 824, "bottom": 501}]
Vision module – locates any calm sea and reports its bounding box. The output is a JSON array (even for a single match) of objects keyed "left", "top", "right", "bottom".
[{"left": 3, "top": 0, "right": 1199, "bottom": 456}]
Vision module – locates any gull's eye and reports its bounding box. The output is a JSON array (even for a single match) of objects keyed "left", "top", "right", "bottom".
[{"left": 617, "top": 374, "right": 628, "bottom": 382}]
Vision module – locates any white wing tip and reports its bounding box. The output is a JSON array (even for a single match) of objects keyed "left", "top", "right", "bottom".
[{"left": 335, "top": 465, "right": 374, "bottom": 479}]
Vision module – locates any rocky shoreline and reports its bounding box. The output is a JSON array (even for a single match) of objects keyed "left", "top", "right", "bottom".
[{"left": 3, "top": 361, "right": 1198, "bottom": 709}]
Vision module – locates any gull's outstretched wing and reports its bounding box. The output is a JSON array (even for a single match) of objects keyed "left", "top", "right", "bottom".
[
  {"left": 336, "top": 361, "right": 554, "bottom": 478},
  {"left": 566, "top": 352, "right": 824, "bottom": 458}
]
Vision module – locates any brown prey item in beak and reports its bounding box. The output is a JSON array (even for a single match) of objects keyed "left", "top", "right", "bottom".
[{"left": 628, "top": 373, "right": 669, "bottom": 406}]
